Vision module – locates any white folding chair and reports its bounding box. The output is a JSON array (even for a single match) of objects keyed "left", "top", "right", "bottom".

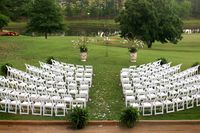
[
  {"left": 54, "top": 99, "right": 66, "bottom": 117},
  {"left": 8, "top": 95, "right": 20, "bottom": 114},
  {"left": 141, "top": 100, "right": 153, "bottom": 116},
  {"left": 43, "top": 99, "right": 54, "bottom": 116},
  {"left": 0, "top": 95, "right": 8, "bottom": 112},
  {"left": 61, "top": 94, "right": 73, "bottom": 110},
  {"left": 19, "top": 97, "right": 31, "bottom": 115},
  {"left": 153, "top": 99, "right": 164, "bottom": 115},
  {"left": 32, "top": 99, "right": 43, "bottom": 116},
  {"left": 164, "top": 98, "right": 175, "bottom": 113}
]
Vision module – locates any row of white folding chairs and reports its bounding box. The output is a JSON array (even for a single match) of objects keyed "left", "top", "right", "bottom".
[
  {"left": 0, "top": 76, "right": 90, "bottom": 102},
  {"left": 135, "top": 63, "right": 181, "bottom": 79},
  {"left": 124, "top": 84, "right": 200, "bottom": 104},
  {"left": 0, "top": 86, "right": 88, "bottom": 109},
  {"left": 0, "top": 78, "right": 90, "bottom": 99},
  {"left": 133, "top": 60, "right": 162, "bottom": 72},
  {"left": 51, "top": 59, "right": 93, "bottom": 74},
  {"left": 121, "top": 60, "right": 169, "bottom": 76},
  {"left": 26, "top": 64, "right": 64, "bottom": 82},
  {"left": 38, "top": 62, "right": 93, "bottom": 85},
  {"left": 121, "top": 63, "right": 181, "bottom": 82},
  {"left": 40, "top": 61, "right": 93, "bottom": 77},
  {"left": 0, "top": 94, "right": 87, "bottom": 116},
  {"left": 121, "top": 71, "right": 200, "bottom": 91},
  {"left": 5, "top": 66, "right": 91, "bottom": 90},
  {"left": 6, "top": 66, "right": 46, "bottom": 85},
  {"left": 122, "top": 75, "right": 200, "bottom": 97},
  {"left": 26, "top": 66, "right": 92, "bottom": 87},
  {"left": 127, "top": 93, "right": 200, "bottom": 116}
]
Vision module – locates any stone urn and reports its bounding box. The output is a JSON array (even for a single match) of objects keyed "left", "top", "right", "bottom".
[
  {"left": 80, "top": 52, "right": 87, "bottom": 62},
  {"left": 130, "top": 52, "right": 137, "bottom": 62}
]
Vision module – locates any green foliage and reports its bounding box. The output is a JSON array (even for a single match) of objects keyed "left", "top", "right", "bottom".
[
  {"left": 72, "top": 37, "right": 90, "bottom": 53},
  {"left": 0, "top": 63, "right": 12, "bottom": 76},
  {"left": 0, "top": 0, "right": 31, "bottom": 21},
  {"left": 174, "top": 0, "right": 191, "bottom": 18},
  {"left": 116, "top": 0, "right": 183, "bottom": 48},
  {"left": 64, "top": 0, "right": 118, "bottom": 18},
  {"left": 128, "top": 47, "right": 137, "bottom": 53},
  {"left": 27, "top": 0, "right": 65, "bottom": 39},
  {"left": 120, "top": 107, "right": 139, "bottom": 128},
  {"left": 46, "top": 56, "right": 55, "bottom": 65},
  {"left": 191, "top": 62, "right": 200, "bottom": 73},
  {"left": 0, "top": 14, "right": 10, "bottom": 31},
  {"left": 68, "top": 107, "right": 88, "bottom": 129},
  {"left": 190, "top": 0, "right": 200, "bottom": 18},
  {"left": 157, "top": 58, "right": 168, "bottom": 65}
]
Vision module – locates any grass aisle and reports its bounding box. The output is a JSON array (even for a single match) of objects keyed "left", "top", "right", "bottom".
[{"left": 88, "top": 64, "right": 124, "bottom": 120}]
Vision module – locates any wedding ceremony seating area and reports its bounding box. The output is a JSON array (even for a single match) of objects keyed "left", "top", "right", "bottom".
[
  {"left": 121, "top": 60, "right": 200, "bottom": 116},
  {"left": 0, "top": 60, "right": 93, "bottom": 116}
]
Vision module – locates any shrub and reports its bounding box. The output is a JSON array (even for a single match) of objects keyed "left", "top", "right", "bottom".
[
  {"left": 157, "top": 58, "right": 168, "bottom": 65},
  {"left": 68, "top": 107, "right": 88, "bottom": 129},
  {"left": 128, "top": 47, "right": 137, "bottom": 53},
  {"left": 191, "top": 62, "right": 200, "bottom": 74},
  {"left": 120, "top": 107, "right": 139, "bottom": 128},
  {"left": 46, "top": 56, "right": 55, "bottom": 64},
  {"left": 0, "top": 63, "right": 13, "bottom": 76}
]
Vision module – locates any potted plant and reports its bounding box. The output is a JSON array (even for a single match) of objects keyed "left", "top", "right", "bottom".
[
  {"left": 68, "top": 107, "right": 88, "bottom": 129},
  {"left": 124, "top": 38, "right": 144, "bottom": 62},
  {"left": 120, "top": 107, "right": 139, "bottom": 128},
  {"left": 72, "top": 36, "right": 89, "bottom": 62}
]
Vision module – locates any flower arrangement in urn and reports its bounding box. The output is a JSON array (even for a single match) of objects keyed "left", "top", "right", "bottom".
[
  {"left": 72, "top": 36, "right": 90, "bottom": 61},
  {"left": 123, "top": 38, "right": 144, "bottom": 62}
]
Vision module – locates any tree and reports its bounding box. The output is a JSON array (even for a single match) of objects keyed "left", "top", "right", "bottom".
[
  {"left": 190, "top": 0, "right": 200, "bottom": 18},
  {"left": 116, "top": 0, "right": 183, "bottom": 48},
  {"left": 0, "top": 14, "right": 10, "bottom": 32},
  {"left": 27, "top": 0, "right": 65, "bottom": 39},
  {"left": 174, "top": 0, "right": 191, "bottom": 18},
  {"left": 0, "top": 0, "right": 31, "bottom": 21}
]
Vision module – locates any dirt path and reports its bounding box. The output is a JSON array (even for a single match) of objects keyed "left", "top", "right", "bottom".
[{"left": 1, "top": 122, "right": 200, "bottom": 133}]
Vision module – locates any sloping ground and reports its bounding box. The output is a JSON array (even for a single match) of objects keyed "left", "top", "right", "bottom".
[
  {"left": 0, "top": 34, "right": 200, "bottom": 120},
  {"left": 0, "top": 120, "right": 200, "bottom": 133}
]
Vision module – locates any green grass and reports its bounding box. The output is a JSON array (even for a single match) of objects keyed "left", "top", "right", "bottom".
[{"left": 0, "top": 34, "right": 200, "bottom": 120}]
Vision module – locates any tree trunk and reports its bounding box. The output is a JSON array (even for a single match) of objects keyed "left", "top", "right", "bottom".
[
  {"left": 45, "top": 32, "right": 47, "bottom": 39},
  {"left": 147, "top": 41, "right": 152, "bottom": 48},
  {"left": 0, "top": 27, "right": 2, "bottom": 32}
]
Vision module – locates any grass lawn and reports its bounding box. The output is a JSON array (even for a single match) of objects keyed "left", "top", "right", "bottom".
[{"left": 0, "top": 34, "right": 200, "bottom": 120}]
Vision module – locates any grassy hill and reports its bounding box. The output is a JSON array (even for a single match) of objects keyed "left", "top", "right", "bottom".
[{"left": 0, "top": 34, "right": 200, "bottom": 120}]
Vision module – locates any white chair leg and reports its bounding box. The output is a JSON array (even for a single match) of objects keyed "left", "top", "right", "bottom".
[
  {"left": 154, "top": 105, "right": 163, "bottom": 115},
  {"left": 43, "top": 106, "right": 53, "bottom": 116},
  {"left": 20, "top": 105, "right": 29, "bottom": 115},
  {"left": 186, "top": 99, "right": 194, "bottom": 109},
  {"left": 166, "top": 103, "right": 174, "bottom": 113},
  {"left": 0, "top": 103, "right": 7, "bottom": 113},
  {"left": 8, "top": 104, "right": 17, "bottom": 114},
  {"left": 143, "top": 106, "right": 152, "bottom": 116},
  {"left": 176, "top": 101, "right": 184, "bottom": 111},
  {"left": 32, "top": 106, "right": 42, "bottom": 116}
]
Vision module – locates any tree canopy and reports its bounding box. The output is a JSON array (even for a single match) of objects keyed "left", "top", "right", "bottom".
[
  {"left": 116, "top": 0, "right": 183, "bottom": 48},
  {"left": 27, "top": 0, "right": 65, "bottom": 39},
  {"left": 0, "top": 14, "right": 10, "bottom": 32}
]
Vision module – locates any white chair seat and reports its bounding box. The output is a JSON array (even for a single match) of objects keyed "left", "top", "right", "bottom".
[
  {"left": 130, "top": 103, "right": 139, "bottom": 108},
  {"left": 21, "top": 101, "right": 30, "bottom": 106},
  {"left": 44, "top": 102, "right": 54, "bottom": 107},
  {"left": 34, "top": 102, "right": 42, "bottom": 107},
  {"left": 142, "top": 102, "right": 151, "bottom": 107},
  {"left": 56, "top": 103, "right": 65, "bottom": 108}
]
